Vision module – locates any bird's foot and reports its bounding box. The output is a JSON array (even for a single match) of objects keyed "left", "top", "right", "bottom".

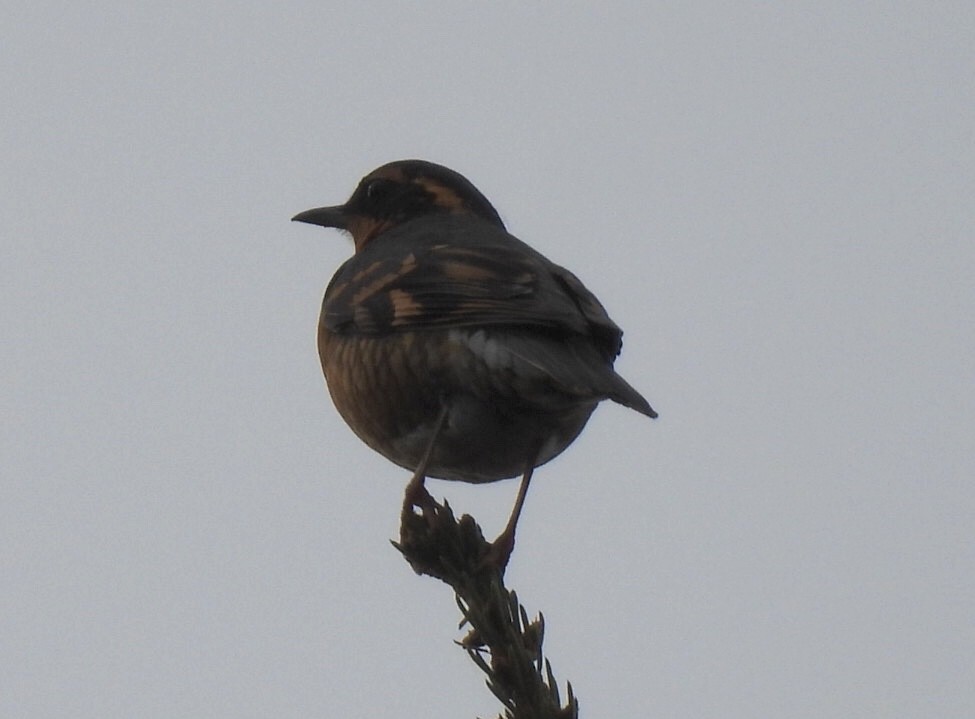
[
  {"left": 482, "top": 527, "right": 517, "bottom": 575},
  {"left": 401, "top": 473, "right": 438, "bottom": 523}
]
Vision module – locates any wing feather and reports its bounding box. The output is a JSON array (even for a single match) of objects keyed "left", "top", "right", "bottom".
[{"left": 322, "top": 216, "right": 624, "bottom": 360}]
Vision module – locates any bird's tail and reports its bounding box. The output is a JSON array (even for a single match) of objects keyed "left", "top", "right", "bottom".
[{"left": 608, "top": 372, "right": 658, "bottom": 418}]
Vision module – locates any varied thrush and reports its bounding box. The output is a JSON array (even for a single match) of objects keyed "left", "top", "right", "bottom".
[{"left": 293, "top": 160, "right": 656, "bottom": 565}]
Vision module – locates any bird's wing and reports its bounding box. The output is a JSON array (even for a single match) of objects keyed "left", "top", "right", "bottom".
[{"left": 322, "top": 235, "right": 623, "bottom": 360}]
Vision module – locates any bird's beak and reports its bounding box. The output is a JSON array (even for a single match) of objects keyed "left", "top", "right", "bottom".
[{"left": 291, "top": 205, "right": 347, "bottom": 229}]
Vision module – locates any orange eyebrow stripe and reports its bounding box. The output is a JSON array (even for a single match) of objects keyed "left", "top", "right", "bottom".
[{"left": 416, "top": 178, "right": 467, "bottom": 212}]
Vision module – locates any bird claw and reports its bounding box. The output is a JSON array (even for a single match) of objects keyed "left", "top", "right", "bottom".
[
  {"left": 482, "top": 528, "right": 516, "bottom": 575},
  {"left": 402, "top": 474, "right": 438, "bottom": 522}
]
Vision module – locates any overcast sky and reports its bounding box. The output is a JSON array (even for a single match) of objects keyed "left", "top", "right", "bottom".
[{"left": 3, "top": 3, "right": 973, "bottom": 718}]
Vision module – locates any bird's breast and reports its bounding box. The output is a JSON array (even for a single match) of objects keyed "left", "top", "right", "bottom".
[{"left": 317, "top": 325, "right": 597, "bottom": 482}]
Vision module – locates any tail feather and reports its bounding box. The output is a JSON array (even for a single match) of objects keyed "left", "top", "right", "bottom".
[
  {"left": 608, "top": 372, "right": 658, "bottom": 418},
  {"left": 496, "top": 331, "right": 657, "bottom": 419}
]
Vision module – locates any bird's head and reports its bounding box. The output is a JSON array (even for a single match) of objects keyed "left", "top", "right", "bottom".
[{"left": 292, "top": 160, "right": 504, "bottom": 251}]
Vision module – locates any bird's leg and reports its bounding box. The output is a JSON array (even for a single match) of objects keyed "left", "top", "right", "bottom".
[
  {"left": 486, "top": 454, "right": 538, "bottom": 573},
  {"left": 402, "top": 405, "right": 449, "bottom": 519}
]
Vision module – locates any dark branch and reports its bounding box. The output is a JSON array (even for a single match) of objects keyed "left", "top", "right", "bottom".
[{"left": 393, "top": 497, "right": 579, "bottom": 719}]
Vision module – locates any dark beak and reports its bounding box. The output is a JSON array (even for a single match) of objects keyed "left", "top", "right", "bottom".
[{"left": 291, "top": 205, "right": 347, "bottom": 229}]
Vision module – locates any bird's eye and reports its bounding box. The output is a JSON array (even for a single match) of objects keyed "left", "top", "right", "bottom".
[{"left": 364, "top": 179, "right": 392, "bottom": 203}]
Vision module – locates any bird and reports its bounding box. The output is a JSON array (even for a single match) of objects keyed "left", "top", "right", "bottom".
[{"left": 293, "top": 159, "right": 656, "bottom": 568}]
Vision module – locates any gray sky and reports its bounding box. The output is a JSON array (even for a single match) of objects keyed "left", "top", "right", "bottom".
[{"left": 3, "top": 3, "right": 973, "bottom": 717}]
